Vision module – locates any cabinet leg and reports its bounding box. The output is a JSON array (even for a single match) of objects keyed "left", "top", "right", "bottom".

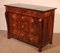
[
  {"left": 7, "top": 35, "right": 11, "bottom": 39},
  {"left": 38, "top": 47, "right": 42, "bottom": 52},
  {"left": 49, "top": 40, "right": 52, "bottom": 44},
  {"left": 38, "top": 45, "right": 42, "bottom": 52}
]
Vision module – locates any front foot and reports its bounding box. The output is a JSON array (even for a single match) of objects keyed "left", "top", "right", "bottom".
[
  {"left": 7, "top": 35, "right": 11, "bottom": 39},
  {"left": 38, "top": 48, "right": 42, "bottom": 52},
  {"left": 49, "top": 41, "right": 52, "bottom": 44}
]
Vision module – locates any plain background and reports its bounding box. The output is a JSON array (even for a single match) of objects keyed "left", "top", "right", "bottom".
[{"left": 0, "top": 0, "right": 60, "bottom": 33}]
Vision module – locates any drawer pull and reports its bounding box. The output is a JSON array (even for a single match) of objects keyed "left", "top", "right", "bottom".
[
  {"left": 39, "top": 19, "right": 42, "bottom": 22},
  {"left": 22, "top": 16, "right": 24, "bottom": 19},
  {"left": 22, "top": 25, "right": 24, "bottom": 28},
  {"left": 31, "top": 19, "right": 34, "bottom": 22},
  {"left": 22, "top": 34, "right": 24, "bottom": 36}
]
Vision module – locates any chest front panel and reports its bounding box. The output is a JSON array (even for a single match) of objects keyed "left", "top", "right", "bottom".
[{"left": 7, "top": 12, "right": 41, "bottom": 46}]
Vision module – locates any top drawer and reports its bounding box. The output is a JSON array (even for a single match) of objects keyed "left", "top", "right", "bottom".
[
  {"left": 6, "top": 6, "right": 38, "bottom": 17},
  {"left": 23, "top": 9, "right": 37, "bottom": 17},
  {"left": 6, "top": 6, "right": 23, "bottom": 14}
]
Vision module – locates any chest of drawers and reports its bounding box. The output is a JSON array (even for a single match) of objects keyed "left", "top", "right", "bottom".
[{"left": 5, "top": 3, "right": 56, "bottom": 52}]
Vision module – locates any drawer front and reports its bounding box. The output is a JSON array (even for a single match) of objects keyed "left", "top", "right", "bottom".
[
  {"left": 6, "top": 6, "right": 38, "bottom": 17},
  {"left": 12, "top": 31, "right": 39, "bottom": 46},
  {"left": 6, "top": 6, "right": 23, "bottom": 14},
  {"left": 23, "top": 9, "right": 37, "bottom": 17},
  {"left": 22, "top": 33, "right": 39, "bottom": 46}
]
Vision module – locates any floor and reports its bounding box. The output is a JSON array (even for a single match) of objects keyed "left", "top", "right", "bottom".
[{"left": 0, "top": 30, "right": 60, "bottom": 53}]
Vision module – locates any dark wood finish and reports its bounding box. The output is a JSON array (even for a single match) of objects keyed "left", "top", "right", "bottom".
[{"left": 5, "top": 3, "right": 56, "bottom": 52}]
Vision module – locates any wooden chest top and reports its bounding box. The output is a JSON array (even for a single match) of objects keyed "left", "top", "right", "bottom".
[{"left": 5, "top": 3, "right": 56, "bottom": 12}]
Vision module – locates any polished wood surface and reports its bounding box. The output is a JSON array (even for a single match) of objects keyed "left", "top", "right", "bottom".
[
  {"left": 5, "top": 3, "right": 56, "bottom": 52},
  {"left": 5, "top": 3, "right": 56, "bottom": 11}
]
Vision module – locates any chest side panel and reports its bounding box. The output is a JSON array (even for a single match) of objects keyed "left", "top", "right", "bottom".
[{"left": 42, "top": 10, "right": 55, "bottom": 44}]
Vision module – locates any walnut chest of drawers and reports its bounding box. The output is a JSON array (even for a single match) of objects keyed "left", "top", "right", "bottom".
[{"left": 5, "top": 3, "right": 56, "bottom": 52}]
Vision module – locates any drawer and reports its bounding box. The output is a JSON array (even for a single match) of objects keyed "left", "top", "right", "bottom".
[
  {"left": 6, "top": 6, "right": 38, "bottom": 17},
  {"left": 6, "top": 6, "right": 23, "bottom": 14},
  {"left": 23, "top": 9, "right": 37, "bottom": 17},
  {"left": 21, "top": 32, "right": 39, "bottom": 46}
]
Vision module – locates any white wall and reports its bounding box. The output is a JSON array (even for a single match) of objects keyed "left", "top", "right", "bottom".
[{"left": 0, "top": 0, "right": 60, "bottom": 33}]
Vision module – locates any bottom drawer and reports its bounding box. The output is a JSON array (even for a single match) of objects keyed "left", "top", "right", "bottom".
[{"left": 12, "top": 32, "right": 39, "bottom": 47}]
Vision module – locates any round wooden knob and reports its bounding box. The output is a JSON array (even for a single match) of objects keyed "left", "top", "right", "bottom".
[
  {"left": 31, "top": 19, "right": 34, "bottom": 22},
  {"left": 22, "top": 16, "right": 24, "bottom": 19},
  {"left": 22, "top": 34, "right": 24, "bottom": 36},
  {"left": 22, "top": 25, "right": 24, "bottom": 28},
  {"left": 39, "top": 19, "right": 42, "bottom": 21}
]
